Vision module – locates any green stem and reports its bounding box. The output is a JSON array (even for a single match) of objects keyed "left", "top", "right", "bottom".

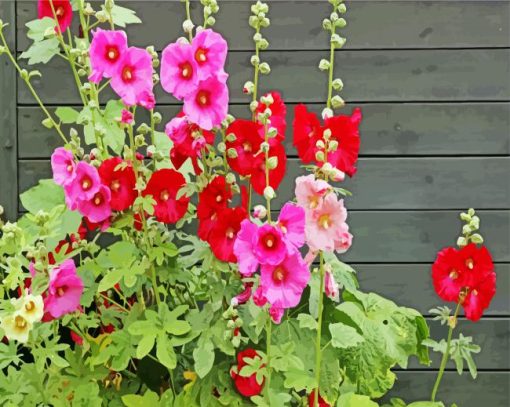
[
  {"left": 263, "top": 121, "right": 272, "bottom": 222},
  {"left": 185, "top": 0, "right": 193, "bottom": 42},
  {"left": 265, "top": 315, "right": 272, "bottom": 398},
  {"left": 313, "top": 251, "right": 325, "bottom": 407},
  {"left": 431, "top": 302, "right": 461, "bottom": 401},
  {"left": 150, "top": 109, "right": 156, "bottom": 146},
  {"left": 99, "top": 293, "right": 130, "bottom": 313},
  {"left": 251, "top": 26, "right": 261, "bottom": 120},
  {"left": 326, "top": 26, "right": 336, "bottom": 110},
  {"left": 150, "top": 264, "right": 161, "bottom": 306}
]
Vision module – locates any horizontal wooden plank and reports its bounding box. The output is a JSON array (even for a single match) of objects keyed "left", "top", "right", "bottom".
[
  {"left": 385, "top": 371, "right": 509, "bottom": 406},
  {"left": 18, "top": 158, "right": 510, "bottom": 210},
  {"left": 16, "top": 1, "right": 510, "bottom": 51},
  {"left": 18, "top": 49, "right": 510, "bottom": 104},
  {"left": 357, "top": 264, "right": 510, "bottom": 317},
  {"left": 17, "top": 103, "right": 510, "bottom": 158}
]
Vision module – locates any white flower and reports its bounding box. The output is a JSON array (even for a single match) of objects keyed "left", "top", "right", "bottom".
[
  {"left": 11, "top": 294, "right": 44, "bottom": 324},
  {"left": 0, "top": 312, "right": 33, "bottom": 343}
]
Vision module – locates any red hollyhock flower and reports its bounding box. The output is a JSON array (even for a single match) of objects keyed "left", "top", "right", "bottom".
[
  {"left": 250, "top": 143, "right": 287, "bottom": 195},
  {"left": 208, "top": 207, "right": 247, "bottom": 263},
  {"left": 256, "top": 91, "right": 287, "bottom": 138},
  {"left": 432, "top": 247, "right": 465, "bottom": 302},
  {"left": 38, "top": 0, "right": 73, "bottom": 33},
  {"left": 99, "top": 157, "right": 137, "bottom": 211},
  {"left": 142, "top": 169, "right": 190, "bottom": 224},
  {"left": 230, "top": 348, "right": 265, "bottom": 397},
  {"left": 293, "top": 104, "right": 322, "bottom": 163},
  {"left": 225, "top": 119, "right": 263, "bottom": 176},
  {"left": 197, "top": 175, "right": 232, "bottom": 220},
  {"left": 308, "top": 390, "right": 331, "bottom": 407}
]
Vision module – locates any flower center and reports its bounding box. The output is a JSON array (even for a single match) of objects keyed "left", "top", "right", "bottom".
[
  {"left": 15, "top": 315, "right": 27, "bottom": 329},
  {"left": 57, "top": 287, "right": 66, "bottom": 297},
  {"left": 195, "top": 48, "right": 208, "bottom": 64},
  {"left": 243, "top": 142, "right": 252, "bottom": 152},
  {"left": 216, "top": 194, "right": 223, "bottom": 203},
  {"left": 111, "top": 179, "right": 121, "bottom": 192},
  {"left": 309, "top": 196, "right": 319, "bottom": 209},
  {"left": 180, "top": 62, "right": 193, "bottom": 79},
  {"left": 318, "top": 214, "right": 330, "bottom": 229},
  {"left": 55, "top": 6, "right": 65, "bottom": 17},
  {"left": 196, "top": 90, "right": 210, "bottom": 107},
  {"left": 122, "top": 66, "right": 134, "bottom": 82},
  {"left": 82, "top": 177, "right": 92, "bottom": 191},
  {"left": 272, "top": 267, "right": 285, "bottom": 282},
  {"left": 160, "top": 190, "right": 170, "bottom": 201},
  {"left": 449, "top": 270, "right": 458, "bottom": 280},
  {"left": 93, "top": 193, "right": 103, "bottom": 206},
  {"left": 66, "top": 163, "right": 73, "bottom": 173},
  {"left": 25, "top": 301, "right": 35, "bottom": 312},
  {"left": 472, "top": 289, "right": 478, "bottom": 296},
  {"left": 106, "top": 46, "right": 119, "bottom": 62},
  {"left": 226, "top": 227, "right": 235, "bottom": 239},
  {"left": 465, "top": 258, "right": 474, "bottom": 269},
  {"left": 263, "top": 233, "right": 277, "bottom": 250}
]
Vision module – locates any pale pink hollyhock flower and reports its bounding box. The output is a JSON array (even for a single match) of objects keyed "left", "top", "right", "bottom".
[
  {"left": 120, "top": 109, "right": 133, "bottom": 124},
  {"left": 295, "top": 174, "right": 330, "bottom": 211},
  {"left": 304, "top": 250, "right": 318, "bottom": 266},
  {"left": 277, "top": 202, "right": 305, "bottom": 248},
  {"left": 191, "top": 29, "right": 228, "bottom": 80},
  {"left": 253, "top": 224, "right": 289, "bottom": 266},
  {"left": 324, "top": 265, "right": 340, "bottom": 302},
  {"left": 334, "top": 224, "right": 353, "bottom": 254},
  {"left": 89, "top": 29, "right": 128, "bottom": 83},
  {"left": 260, "top": 250, "right": 310, "bottom": 309},
  {"left": 77, "top": 184, "right": 112, "bottom": 223},
  {"left": 269, "top": 305, "right": 284, "bottom": 324},
  {"left": 161, "top": 41, "right": 199, "bottom": 100},
  {"left": 233, "top": 219, "right": 259, "bottom": 277},
  {"left": 111, "top": 47, "right": 154, "bottom": 107},
  {"left": 64, "top": 162, "right": 101, "bottom": 210},
  {"left": 183, "top": 76, "right": 229, "bottom": 131},
  {"left": 44, "top": 259, "right": 84, "bottom": 319},
  {"left": 252, "top": 286, "right": 267, "bottom": 307},
  {"left": 305, "top": 193, "right": 348, "bottom": 252},
  {"left": 51, "top": 147, "right": 76, "bottom": 186}
]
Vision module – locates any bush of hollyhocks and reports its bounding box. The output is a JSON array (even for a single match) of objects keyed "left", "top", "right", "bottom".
[{"left": 0, "top": 1, "right": 496, "bottom": 406}]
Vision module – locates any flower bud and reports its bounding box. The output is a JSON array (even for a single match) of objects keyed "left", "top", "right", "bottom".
[
  {"left": 319, "top": 59, "right": 330, "bottom": 71},
  {"left": 231, "top": 335, "right": 241, "bottom": 348},
  {"left": 322, "top": 108, "right": 334, "bottom": 120},
  {"left": 264, "top": 107, "right": 272, "bottom": 117},
  {"left": 70, "top": 128, "right": 78, "bottom": 138},
  {"left": 266, "top": 156, "right": 278, "bottom": 170},
  {"left": 337, "top": 3, "right": 347, "bottom": 13},
  {"left": 243, "top": 81, "right": 254, "bottom": 94},
  {"left": 316, "top": 140, "right": 325, "bottom": 149},
  {"left": 328, "top": 140, "right": 339, "bottom": 152},
  {"left": 259, "top": 62, "right": 271, "bottom": 74},
  {"left": 470, "top": 216, "right": 480, "bottom": 229},
  {"left": 226, "top": 132, "right": 237, "bottom": 142},
  {"left": 323, "top": 128, "right": 332, "bottom": 140},
  {"left": 261, "top": 93, "right": 274, "bottom": 106},
  {"left": 0, "top": 205, "right": 4, "bottom": 216},
  {"left": 457, "top": 236, "right": 468, "bottom": 247},
  {"left": 253, "top": 205, "right": 267, "bottom": 219},
  {"left": 331, "top": 34, "right": 346, "bottom": 48},
  {"left": 332, "top": 168, "right": 345, "bottom": 182},
  {"left": 267, "top": 127, "right": 278, "bottom": 138},
  {"left": 227, "top": 320, "right": 236, "bottom": 329},
  {"left": 217, "top": 142, "right": 226, "bottom": 153},
  {"left": 253, "top": 33, "right": 262, "bottom": 42},
  {"left": 260, "top": 17, "right": 270, "bottom": 28},
  {"left": 206, "top": 16, "right": 216, "bottom": 27},
  {"left": 322, "top": 18, "right": 332, "bottom": 30},
  {"left": 315, "top": 150, "right": 325, "bottom": 162},
  {"left": 331, "top": 95, "right": 345, "bottom": 109},
  {"left": 332, "top": 78, "right": 344, "bottom": 91},
  {"left": 330, "top": 12, "right": 339, "bottom": 22},
  {"left": 263, "top": 186, "right": 276, "bottom": 200},
  {"left": 182, "top": 19, "right": 194, "bottom": 34},
  {"left": 321, "top": 162, "right": 333, "bottom": 174},
  {"left": 227, "top": 148, "right": 238, "bottom": 159},
  {"left": 257, "top": 112, "right": 267, "bottom": 123},
  {"left": 468, "top": 208, "right": 476, "bottom": 216},
  {"left": 250, "top": 55, "right": 260, "bottom": 66},
  {"left": 470, "top": 233, "right": 484, "bottom": 244},
  {"left": 249, "top": 101, "right": 259, "bottom": 112},
  {"left": 258, "top": 38, "right": 269, "bottom": 50},
  {"left": 84, "top": 3, "right": 95, "bottom": 16},
  {"left": 260, "top": 142, "right": 270, "bottom": 152},
  {"left": 335, "top": 18, "right": 347, "bottom": 28},
  {"left": 96, "top": 10, "right": 108, "bottom": 23},
  {"left": 462, "top": 224, "right": 472, "bottom": 235},
  {"left": 249, "top": 15, "right": 258, "bottom": 28},
  {"left": 42, "top": 118, "right": 53, "bottom": 129},
  {"left": 226, "top": 173, "right": 236, "bottom": 184}
]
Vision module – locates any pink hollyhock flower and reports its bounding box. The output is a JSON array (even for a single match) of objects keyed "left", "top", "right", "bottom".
[
  {"left": 44, "top": 259, "right": 84, "bottom": 319},
  {"left": 277, "top": 203, "right": 305, "bottom": 248},
  {"left": 77, "top": 185, "right": 112, "bottom": 223},
  {"left": 269, "top": 305, "right": 284, "bottom": 324},
  {"left": 111, "top": 47, "right": 154, "bottom": 107},
  {"left": 38, "top": 0, "right": 73, "bottom": 33},
  {"left": 161, "top": 41, "right": 199, "bottom": 100},
  {"left": 51, "top": 147, "right": 75, "bottom": 186},
  {"left": 231, "top": 282, "right": 253, "bottom": 306},
  {"left": 334, "top": 225, "right": 353, "bottom": 254},
  {"left": 64, "top": 162, "right": 101, "bottom": 210},
  {"left": 191, "top": 29, "right": 228, "bottom": 80},
  {"left": 89, "top": 29, "right": 128, "bottom": 83},
  {"left": 138, "top": 90, "right": 156, "bottom": 110},
  {"left": 183, "top": 76, "right": 229, "bottom": 130},
  {"left": 324, "top": 266, "right": 339, "bottom": 302},
  {"left": 260, "top": 250, "right": 310, "bottom": 309},
  {"left": 295, "top": 174, "right": 330, "bottom": 211},
  {"left": 233, "top": 220, "right": 259, "bottom": 277},
  {"left": 254, "top": 224, "right": 289, "bottom": 266},
  {"left": 253, "top": 286, "right": 268, "bottom": 307},
  {"left": 120, "top": 109, "right": 133, "bottom": 124},
  {"left": 305, "top": 193, "right": 348, "bottom": 252}
]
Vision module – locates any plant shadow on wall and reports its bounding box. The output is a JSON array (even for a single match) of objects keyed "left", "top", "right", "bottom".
[{"left": 0, "top": 1, "right": 497, "bottom": 406}]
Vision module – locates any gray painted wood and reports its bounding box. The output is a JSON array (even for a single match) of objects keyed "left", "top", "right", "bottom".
[
  {"left": 17, "top": 103, "right": 510, "bottom": 158},
  {"left": 17, "top": 157, "right": 510, "bottom": 210},
  {"left": 16, "top": 1, "right": 510, "bottom": 51},
  {"left": 0, "top": 0, "right": 18, "bottom": 221},
  {"left": 17, "top": 48, "right": 510, "bottom": 104}
]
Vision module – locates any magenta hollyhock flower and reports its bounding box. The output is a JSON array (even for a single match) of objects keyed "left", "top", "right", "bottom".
[
  {"left": 77, "top": 184, "right": 112, "bottom": 223},
  {"left": 161, "top": 41, "right": 199, "bottom": 100},
  {"left": 253, "top": 224, "right": 289, "bottom": 266},
  {"left": 120, "top": 109, "right": 133, "bottom": 124},
  {"left": 295, "top": 174, "right": 330, "bottom": 211},
  {"left": 231, "top": 282, "right": 253, "bottom": 306},
  {"left": 252, "top": 286, "right": 268, "bottom": 307},
  {"left": 44, "top": 259, "right": 84, "bottom": 319},
  {"left": 89, "top": 29, "right": 128, "bottom": 83},
  {"left": 51, "top": 147, "right": 76, "bottom": 186},
  {"left": 191, "top": 29, "right": 228, "bottom": 80},
  {"left": 269, "top": 305, "right": 284, "bottom": 324},
  {"left": 138, "top": 89, "right": 156, "bottom": 110},
  {"left": 260, "top": 250, "right": 310, "bottom": 309},
  {"left": 305, "top": 193, "right": 348, "bottom": 252},
  {"left": 183, "top": 76, "right": 229, "bottom": 130},
  {"left": 111, "top": 47, "right": 154, "bottom": 107},
  {"left": 233, "top": 219, "right": 259, "bottom": 277},
  {"left": 64, "top": 162, "right": 101, "bottom": 210},
  {"left": 277, "top": 203, "right": 305, "bottom": 248}
]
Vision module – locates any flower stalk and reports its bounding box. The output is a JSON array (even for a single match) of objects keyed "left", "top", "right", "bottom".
[{"left": 313, "top": 251, "right": 326, "bottom": 407}]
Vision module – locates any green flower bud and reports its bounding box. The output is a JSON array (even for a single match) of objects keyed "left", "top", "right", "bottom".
[
  {"left": 323, "top": 128, "right": 332, "bottom": 140},
  {"left": 84, "top": 3, "right": 95, "bottom": 16},
  {"left": 263, "top": 186, "right": 275, "bottom": 200},
  {"left": 261, "top": 93, "right": 274, "bottom": 106},
  {"left": 0, "top": 19, "right": 4, "bottom": 30},
  {"left": 260, "top": 17, "right": 270, "bottom": 28},
  {"left": 227, "top": 148, "right": 238, "bottom": 159},
  {"left": 253, "top": 33, "right": 262, "bottom": 42},
  {"left": 20, "top": 69, "right": 29, "bottom": 81},
  {"left": 319, "top": 59, "right": 330, "bottom": 71},
  {"left": 70, "top": 128, "right": 78, "bottom": 138},
  {"left": 470, "top": 233, "right": 484, "bottom": 244},
  {"left": 257, "top": 112, "right": 267, "bottom": 123},
  {"left": 460, "top": 212, "right": 471, "bottom": 222},
  {"left": 266, "top": 156, "right": 278, "bottom": 170},
  {"left": 249, "top": 15, "right": 259, "bottom": 29},
  {"left": 260, "top": 142, "right": 270, "bottom": 152},
  {"left": 457, "top": 236, "right": 468, "bottom": 247},
  {"left": 322, "top": 108, "right": 334, "bottom": 119},
  {"left": 315, "top": 150, "right": 325, "bottom": 162},
  {"left": 137, "top": 123, "right": 150, "bottom": 134},
  {"left": 328, "top": 140, "right": 339, "bottom": 152},
  {"left": 0, "top": 205, "right": 4, "bottom": 216},
  {"left": 226, "top": 173, "right": 236, "bottom": 184},
  {"left": 332, "top": 78, "right": 344, "bottom": 91},
  {"left": 337, "top": 3, "right": 347, "bottom": 13},
  {"left": 226, "top": 132, "right": 237, "bottom": 142},
  {"left": 95, "top": 10, "right": 108, "bottom": 23},
  {"left": 331, "top": 34, "right": 346, "bottom": 48},
  {"left": 42, "top": 118, "right": 54, "bottom": 129},
  {"left": 330, "top": 12, "right": 339, "bottom": 22},
  {"left": 250, "top": 101, "right": 259, "bottom": 112},
  {"left": 243, "top": 81, "right": 255, "bottom": 95},
  {"left": 206, "top": 16, "right": 216, "bottom": 26},
  {"left": 217, "top": 142, "right": 226, "bottom": 153},
  {"left": 470, "top": 216, "right": 480, "bottom": 229},
  {"left": 316, "top": 140, "right": 325, "bottom": 149},
  {"left": 335, "top": 18, "right": 347, "bottom": 28},
  {"left": 153, "top": 112, "right": 162, "bottom": 124},
  {"left": 183, "top": 19, "right": 194, "bottom": 34},
  {"left": 462, "top": 224, "right": 472, "bottom": 235},
  {"left": 135, "top": 134, "right": 145, "bottom": 147},
  {"left": 267, "top": 127, "right": 278, "bottom": 138},
  {"left": 331, "top": 95, "right": 345, "bottom": 109},
  {"left": 250, "top": 55, "right": 260, "bottom": 66},
  {"left": 322, "top": 19, "right": 332, "bottom": 30},
  {"left": 227, "top": 320, "right": 236, "bottom": 329},
  {"left": 258, "top": 38, "right": 269, "bottom": 50},
  {"left": 78, "top": 68, "right": 87, "bottom": 76},
  {"left": 468, "top": 208, "right": 476, "bottom": 216},
  {"left": 259, "top": 62, "right": 271, "bottom": 74}
]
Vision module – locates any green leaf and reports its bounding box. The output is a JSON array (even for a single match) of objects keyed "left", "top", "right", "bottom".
[
  {"left": 297, "top": 313, "right": 318, "bottom": 330},
  {"left": 20, "top": 179, "right": 64, "bottom": 213},
  {"left": 110, "top": 5, "right": 142, "bottom": 27},
  {"left": 157, "top": 335, "right": 177, "bottom": 369},
  {"left": 193, "top": 339, "right": 215, "bottom": 378},
  {"left": 136, "top": 335, "right": 156, "bottom": 360},
  {"left": 25, "top": 17, "right": 56, "bottom": 41},
  {"left": 407, "top": 403, "right": 445, "bottom": 407},
  {"left": 20, "top": 37, "right": 60, "bottom": 64},
  {"left": 122, "top": 390, "right": 160, "bottom": 407},
  {"left": 323, "top": 251, "right": 359, "bottom": 293},
  {"left": 97, "top": 268, "right": 124, "bottom": 292},
  {"left": 337, "top": 392, "right": 379, "bottom": 407},
  {"left": 283, "top": 368, "right": 316, "bottom": 392},
  {"left": 329, "top": 322, "right": 364, "bottom": 348},
  {"left": 55, "top": 106, "right": 80, "bottom": 124}
]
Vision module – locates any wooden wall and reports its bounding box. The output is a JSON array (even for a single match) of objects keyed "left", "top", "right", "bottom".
[{"left": 1, "top": 1, "right": 509, "bottom": 404}]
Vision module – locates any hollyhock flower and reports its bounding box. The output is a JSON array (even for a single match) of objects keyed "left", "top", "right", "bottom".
[
  {"left": 70, "top": 330, "right": 83, "bottom": 346},
  {"left": 77, "top": 185, "right": 112, "bottom": 223},
  {"left": 305, "top": 193, "right": 348, "bottom": 252},
  {"left": 233, "top": 219, "right": 259, "bottom": 277},
  {"left": 0, "top": 312, "right": 33, "bottom": 343},
  {"left": 225, "top": 119, "right": 263, "bottom": 176},
  {"left": 38, "top": 0, "right": 72, "bottom": 33},
  {"left": 253, "top": 224, "right": 290, "bottom": 266},
  {"left": 64, "top": 162, "right": 101, "bottom": 210},
  {"left": 51, "top": 147, "right": 75, "bottom": 186},
  {"left": 142, "top": 169, "right": 190, "bottom": 224},
  {"left": 293, "top": 104, "right": 322, "bottom": 163},
  {"left": 462, "top": 269, "right": 496, "bottom": 321},
  {"left": 161, "top": 41, "right": 199, "bottom": 100},
  {"left": 250, "top": 143, "right": 287, "bottom": 195},
  {"left": 191, "top": 29, "right": 228, "bottom": 80},
  {"left": 269, "top": 305, "right": 284, "bottom": 324},
  {"left": 11, "top": 294, "right": 44, "bottom": 324},
  {"left": 277, "top": 203, "right": 305, "bottom": 248},
  {"left": 120, "top": 109, "right": 133, "bottom": 124},
  {"left": 208, "top": 207, "right": 247, "bottom": 263},
  {"left": 295, "top": 174, "right": 330, "bottom": 211},
  {"left": 111, "top": 47, "right": 154, "bottom": 107},
  {"left": 197, "top": 175, "right": 232, "bottom": 221},
  {"left": 98, "top": 157, "right": 137, "bottom": 211},
  {"left": 165, "top": 112, "right": 215, "bottom": 173},
  {"left": 458, "top": 243, "right": 495, "bottom": 283},
  {"left": 432, "top": 247, "right": 465, "bottom": 302},
  {"left": 308, "top": 390, "right": 331, "bottom": 407},
  {"left": 324, "top": 267, "right": 340, "bottom": 302},
  {"left": 44, "top": 259, "right": 84, "bottom": 319},
  {"left": 253, "top": 205, "right": 267, "bottom": 219},
  {"left": 260, "top": 250, "right": 310, "bottom": 308},
  {"left": 256, "top": 91, "right": 287, "bottom": 138},
  {"left": 334, "top": 224, "right": 353, "bottom": 254},
  {"left": 231, "top": 282, "right": 253, "bottom": 306},
  {"left": 89, "top": 29, "right": 128, "bottom": 83},
  {"left": 252, "top": 287, "right": 268, "bottom": 307},
  {"left": 138, "top": 90, "right": 156, "bottom": 110},
  {"left": 183, "top": 76, "right": 229, "bottom": 131},
  {"left": 230, "top": 349, "right": 265, "bottom": 397}
]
